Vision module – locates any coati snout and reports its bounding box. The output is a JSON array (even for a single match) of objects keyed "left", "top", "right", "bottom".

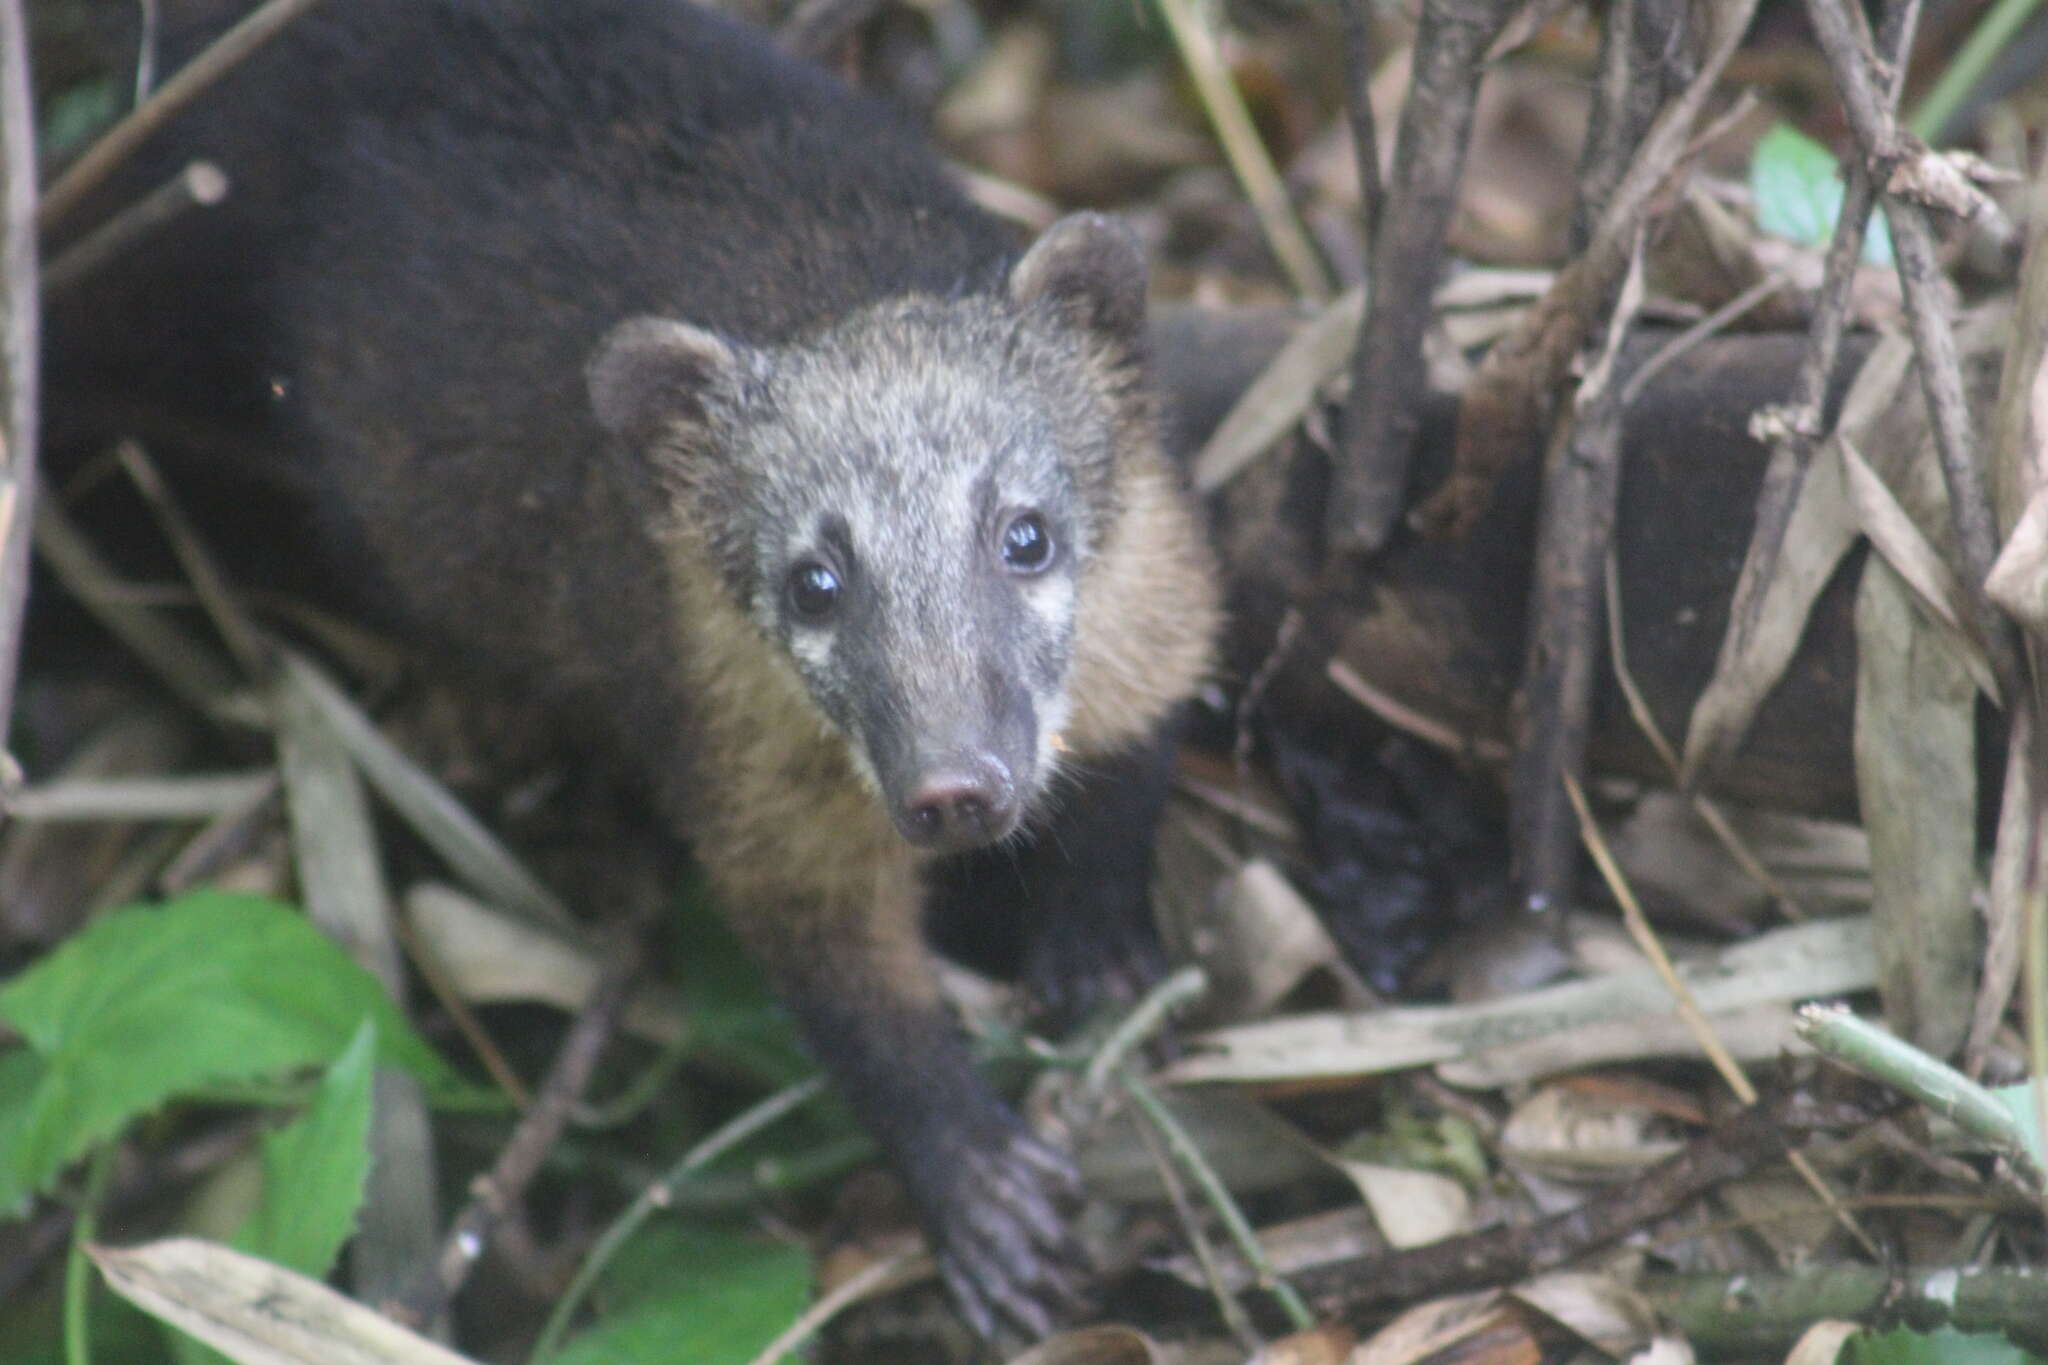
[{"left": 588, "top": 215, "right": 1147, "bottom": 857}]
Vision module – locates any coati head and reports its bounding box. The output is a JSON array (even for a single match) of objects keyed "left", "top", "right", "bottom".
[{"left": 588, "top": 214, "right": 1157, "bottom": 855}]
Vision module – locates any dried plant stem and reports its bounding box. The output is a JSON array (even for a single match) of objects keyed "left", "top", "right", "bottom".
[
  {"left": 397, "top": 930, "right": 646, "bottom": 1329},
  {"left": 41, "top": 161, "right": 226, "bottom": 296},
  {"left": 1121, "top": 1071, "right": 1315, "bottom": 1330},
  {"left": 38, "top": 0, "right": 329, "bottom": 231},
  {"left": 1154, "top": 0, "right": 1330, "bottom": 302},
  {"left": 1565, "top": 773, "right": 1880, "bottom": 1257},
  {"left": 1801, "top": 0, "right": 2022, "bottom": 700},
  {"left": 0, "top": 0, "right": 38, "bottom": 765}
]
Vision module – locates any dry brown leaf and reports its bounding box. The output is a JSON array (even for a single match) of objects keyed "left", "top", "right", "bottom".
[
  {"left": 1497, "top": 1085, "right": 1678, "bottom": 1181},
  {"left": 404, "top": 883, "right": 686, "bottom": 1044},
  {"left": 1841, "top": 438, "right": 2001, "bottom": 701},
  {"left": 1347, "top": 1292, "right": 1513, "bottom": 1365},
  {"left": 1332, "top": 1160, "right": 1474, "bottom": 1249},
  {"left": 1003, "top": 1324, "right": 1165, "bottom": 1365},
  {"left": 1252, "top": 1325, "right": 1359, "bottom": 1365},
  {"left": 1853, "top": 556, "right": 1978, "bottom": 1058},
  {"left": 1782, "top": 1319, "right": 1862, "bottom": 1365},
  {"left": 1985, "top": 483, "right": 2048, "bottom": 632},
  {"left": 1191, "top": 859, "right": 1351, "bottom": 1023},
  {"left": 1509, "top": 1270, "right": 1657, "bottom": 1357},
  {"left": 1193, "top": 287, "right": 1364, "bottom": 493},
  {"left": 91, "top": 1238, "right": 479, "bottom": 1365}
]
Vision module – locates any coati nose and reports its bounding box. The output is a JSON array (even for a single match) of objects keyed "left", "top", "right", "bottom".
[{"left": 899, "top": 758, "right": 1018, "bottom": 851}]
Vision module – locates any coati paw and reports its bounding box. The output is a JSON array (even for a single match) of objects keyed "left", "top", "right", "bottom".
[
  {"left": 933, "top": 1127, "right": 1093, "bottom": 1341},
  {"left": 1023, "top": 901, "right": 1168, "bottom": 1032}
]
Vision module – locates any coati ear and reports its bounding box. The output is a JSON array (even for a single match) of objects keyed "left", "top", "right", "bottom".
[
  {"left": 1008, "top": 212, "right": 1148, "bottom": 351},
  {"left": 587, "top": 316, "right": 742, "bottom": 443}
]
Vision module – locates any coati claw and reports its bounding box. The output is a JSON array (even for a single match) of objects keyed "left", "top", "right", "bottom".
[{"left": 931, "top": 1126, "right": 1092, "bottom": 1341}]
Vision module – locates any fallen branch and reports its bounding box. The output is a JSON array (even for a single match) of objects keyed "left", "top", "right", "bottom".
[{"left": 1292, "top": 1092, "right": 1818, "bottom": 1322}]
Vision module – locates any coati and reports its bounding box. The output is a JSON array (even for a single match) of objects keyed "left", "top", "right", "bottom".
[{"left": 40, "top": 0, "right": 1217, "bottom": 1339}]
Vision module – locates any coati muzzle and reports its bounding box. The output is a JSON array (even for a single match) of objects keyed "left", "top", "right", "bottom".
[{"left": 896, "top": 751, "right": 1020, "bottom": 851}]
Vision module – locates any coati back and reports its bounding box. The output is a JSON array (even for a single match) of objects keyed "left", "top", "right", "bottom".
[{"left": 42, "top": 0, "right": 1218, "bottom": 1336}]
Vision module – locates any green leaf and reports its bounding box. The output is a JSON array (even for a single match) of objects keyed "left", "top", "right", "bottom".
[
  {"left": 235, "top": 1019, "right": 377, "bottom": 1276},
  {"left": 670, "top": 885, "right": 809, "bottom": 1085},
  {"left": 0, "top": 891, "right": 476, "bottom": 1212},
  {"left": 553, "top": 1222, "right": 811, "bottom": 1365},
  {"left": 1852, "top": 1325, "right": 2043, "bottom": 1365},
  {"left": 1750, "top": 123, "right": 1895, "bottom": 267}
]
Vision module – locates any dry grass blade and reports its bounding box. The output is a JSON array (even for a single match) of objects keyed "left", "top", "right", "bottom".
[
  {"left": 1853, "top": 556, "right": 1980, "bottom": 1060},
  {"left": 1166, "top": 915, "right": 1877, "bottom": 1084},
  {"left": 1566, "top": 774, "right": 1878, "bottom": 1256},
  {"left": 1561, "top": 774, "right": 1754, "bottom": 1100},
  {"left": 274, "top": 660, "right": 439, "bottom": 1302},
  {"left": 91, "top": 1238, "right": 482, "bottom": 1365},
  {"left": 1602, "top": 555, "right": 1806, "bottom": 920},
  {"left": 278, "top": 651, "right": 575, "bottom": 934},
  {"left": 33, "top": 491, "right": 255, "bottom": 724},
  {"left": 5, "top": 771, "right": 273, "bottom": 821},
  {"left": 1193, "top": 288, "right": 1364, "bottom": 493}
]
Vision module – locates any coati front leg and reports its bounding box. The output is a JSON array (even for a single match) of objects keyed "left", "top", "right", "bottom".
[{"left": 722, "top": 858, "right": 1091, "bottom": 1340}]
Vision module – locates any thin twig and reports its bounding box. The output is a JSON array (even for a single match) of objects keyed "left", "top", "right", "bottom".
[
  {"left": 1336, "top": 0, "right": 1384, "bottom": 253},
  {"left": 0, "top": 0, "right": 40, "bottom": 764},
  {"left": 39, "top": 0, "right": 330, "bottom": 231},
  {"left": 1083, "top": 964, "right": 1208, "bottom": 1099},
  {"left": 1121, "top": 1072, "right": 1315, "bottom": 1330},
  {"left": 1330, "top": 0, "right": 1519, "bottom": 554},
  {"left": 743, "top": 1247, "right": 924, "bottom": 1365},
  {"left": 1326, "top": 658, "right": 1511, "bottom": 763},
  {"left": 1132, "top": 1108, "right": 1262, "bottom": 1352},
  {"left": 530, "top": 1076, "right": 828, "bottom": 1363},
  {"left": 1602, "top": 554, "right": 1807, "bottom": 920},
  {"left": 1293, "top": 1092, "right": 1817, "bottom": 1321},
  {"left": 1801, "top": 0, "right": 2022, "bottom": 702},
  {"left": 40, "top": 161, "right": 227, "bottom": 296},
  {"left": 1509, "top": 235, "right": 1647, "bottom": 912},
  {"left": 1571, "top": 0, "right": 1692, "bottom": 254},
  {"left": 393, "top": 929, "right": 647, "bottom": 1328}
]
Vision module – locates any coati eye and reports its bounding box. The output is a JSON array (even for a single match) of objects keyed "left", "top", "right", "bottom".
[
  {"left": 1000, "top": 511, "right": 1054, "bottom": 574},
  {"left": 787, "top": 562, "right": 842, "bottom": 619}
]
